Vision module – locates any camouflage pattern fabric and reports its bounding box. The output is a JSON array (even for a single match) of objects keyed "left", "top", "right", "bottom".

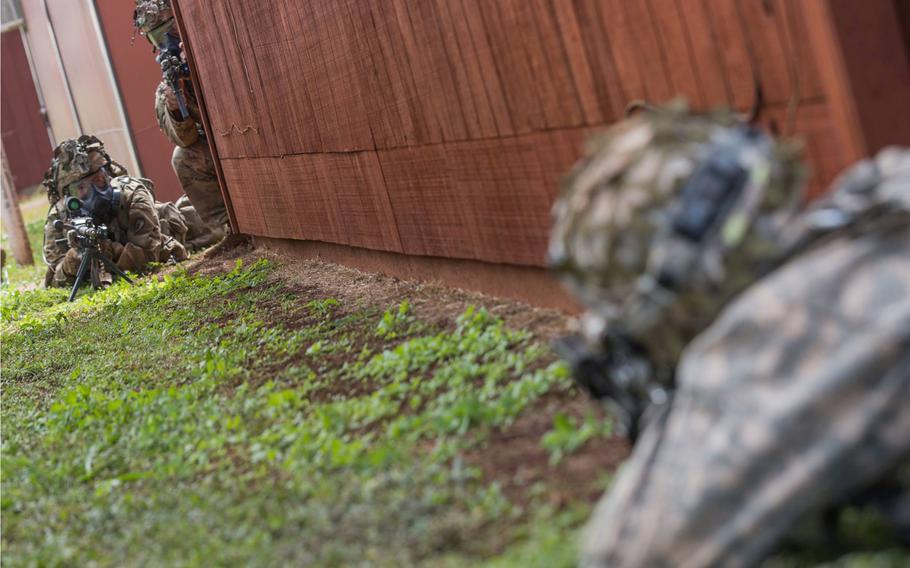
[
  {"left": 133, "top": 0, "right": 172, "bottom": 34},
  {"left": 580, "top": 148, "right": 910, "bottom": 567},
  {"left": 155, "top": 201, "right": 189, "bottom": 262},
  {"left": 155, "top": 80, "right": 202, "bottom": 148},
  {"left": 155, "top": 80, "right": 229, "bottom": 231},
  {"left": 549, "top": 103, "right": 803, "bottom": 373},
  {"left": 43, "top": 176, "right": 180, "bottom": 288},
  {"left": 172, "top": 139, "right": 228, "bottom": 230},
  {"left": 156, "top": 200, "right": 189, "bottom": 244},
  {"left": 41, "top": 136, "right": 122, "bottom": 287},
  {"left": 176, "top": 195, "right": 224, "bottom": 251},
  {"left": 107, "top": 176, "right": 173, "bottom": 272},
  {"left": 42, "top": 135, "right": 113, "bottom": 204},
  {"left": 42, "top": 203, "right": 68, "bottom": 270}
]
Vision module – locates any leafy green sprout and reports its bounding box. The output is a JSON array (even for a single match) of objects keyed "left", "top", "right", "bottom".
[{"left": 542, "top": 411, "right": 613, "bottom": 465}]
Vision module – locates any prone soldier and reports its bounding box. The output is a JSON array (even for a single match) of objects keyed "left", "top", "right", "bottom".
[
  {"left": 42, "top": 135, "right": 189, "bottom": 289},
  {"left": 549, "top": 103, "right": 909, "bottom": 566}
]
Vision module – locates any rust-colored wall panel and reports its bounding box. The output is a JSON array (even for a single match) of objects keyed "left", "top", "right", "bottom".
[
  {"left": 179, "top": 1, "right": 267, "bottom": 159},
  {"left": 221, "top": 152, "right": 402, "bottom": 252},
  {"left": 379, "top": 129, "right": 585, "bottom": 266},
  {"left": 802, "top": 0, "right": 910, "bottom": 162},
  {"left": 737, "top": 0, "right": 794, "bottom": 105},
  {"left": 785, "top": 1, "right": 826, "bottom": 101},
  {"left": 705, "top": 0, "right": 759, "bottom": 111},
  {"left": 551, "top": 0, "right": 607, "bottom": 124},
  {"left": 680, "top": 1, "right": 733, "bottom": 106},
  {"left": 598, "top": 0, "right": 649, "bottom": 105},
  {"left": 758, "top": 102, "right": 847, "bottom": 199},
  {"left": 176, "top": 0, "right": 907, "bottom": 286},
  {"left": 1, "top": 29, "right": 52, "bottom": 190},
  {"left": 648, "top": 0, "right": 707, "bottom": 108},
  {"left": 571, "top": 0, "right": 625, "bottom": 119}
]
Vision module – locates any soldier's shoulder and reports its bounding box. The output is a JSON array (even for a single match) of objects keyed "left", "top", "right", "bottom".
[{"left": 112, "top": 176, "right": 157, "bottom": 198}]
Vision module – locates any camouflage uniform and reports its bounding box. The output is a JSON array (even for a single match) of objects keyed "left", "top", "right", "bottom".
[
  {"left": 155, "top": 81, "right": 228, "bottom": 231},
  {"left": 578, "top": 147, "right": 910, "bottom": 567},
  {"left": 46, "top": 176, "right": 185, "bottom": 288},
  {"left": 549, "top": 103, "right": 803, "bottom": 437},
  {"left": 136, "top": 0, "right": 228, "bottom": 232},
  {"left": 548, "top": 105, "right": 909, "bottom": 566},
  {"left": 41, "top": 136, "right": 187, "bottom": 288},
  {"left": 156, "top": 196, "right": 221, "bottom": 253},
  {"left": 175, "top": 194, "right": 223, "bottom": 251}
]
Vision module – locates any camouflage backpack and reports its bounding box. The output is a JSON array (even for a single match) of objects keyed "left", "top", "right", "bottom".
[{"left": 548, "top": 102, "right": 804, "bottom": 436}]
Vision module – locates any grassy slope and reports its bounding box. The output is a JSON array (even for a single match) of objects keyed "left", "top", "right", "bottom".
[
  {"left": 2, "top": 259, "right": 599, "bottom": 566},
  {"left": 2, "top": 195, "right": 904, "bottom": 566}
]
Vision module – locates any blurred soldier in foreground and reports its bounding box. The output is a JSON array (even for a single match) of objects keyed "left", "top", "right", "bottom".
[
  {"left": 134, "top": 0, "right": 227, "bottom": 249},
  {"left": 42, "top": 135, "right": 192, "bottom": 288},
  {"left": 549, "top": 103, "right": 909, "bottom": 566}
]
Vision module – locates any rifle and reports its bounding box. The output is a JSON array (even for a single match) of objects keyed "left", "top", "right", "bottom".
[
  {"left": 152, "top": 22, "right": 192, "bottom": 122},
  {"left": 54, "top": 216, "right": 133, "bottom": 302},
  {"left": 159, "top": 51, "right": 190, "bottom": 121}
]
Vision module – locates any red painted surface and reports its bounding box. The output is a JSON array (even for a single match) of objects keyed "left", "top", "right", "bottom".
[
  {"left": 179, "top": 0, "right": 852, "bottom": 270},
  {"left": 94, "top": 0, "right": 183, "bottom": 201},
  {"left": 802, "top": 0, "right": 910, "bottom": 163},
  {"left": 1, "top": 29, "right": 52, "bottom": 191}
]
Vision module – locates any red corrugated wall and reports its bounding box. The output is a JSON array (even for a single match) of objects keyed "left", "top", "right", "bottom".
[
  {"left": 176, "top": 0, "right": 865, "bottom": 270},
  {"left": 1, "top": 29, "right": 52, "bottom": 191}
]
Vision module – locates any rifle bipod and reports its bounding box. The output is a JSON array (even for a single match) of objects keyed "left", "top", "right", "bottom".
[{"left": 68, "top": 249, "right": 134, "bottom": 302}]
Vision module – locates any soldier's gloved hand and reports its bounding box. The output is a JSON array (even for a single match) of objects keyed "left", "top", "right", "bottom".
[
  {"left": 163, "top": 85, "right": 180, "bottom": 114},
  {"left": 59, "top": 248, "right": 83, "bottom": 279},
  {"left": 66, "top": 229, "right": 79, "bottom": 249}
]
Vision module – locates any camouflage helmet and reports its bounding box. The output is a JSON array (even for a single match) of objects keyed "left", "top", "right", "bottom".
[
  {"left": 133, "top": 0, "right": 173, "bottom": 35},
  {"left": 549, "top": 102, "right": 804, "bottom": 371},
  {"left": 42, "top": 135, "right": 111, "bottom": 204}
]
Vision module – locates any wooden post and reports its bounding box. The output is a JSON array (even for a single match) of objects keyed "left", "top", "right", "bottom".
[{"left": 0, "top": 141, "right": 35, "bottom": 265}]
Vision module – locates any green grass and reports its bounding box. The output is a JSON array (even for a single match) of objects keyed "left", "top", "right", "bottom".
[{"left": 1, "top": 258, "right": 592, "bottom": 566}]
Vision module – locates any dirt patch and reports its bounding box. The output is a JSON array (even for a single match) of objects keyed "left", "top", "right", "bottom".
[
  {"left": 467, "top": 391, "right": 630, "bottom": 507},
  {"left": 173, "top": 244, "right": 570, "bottom": 341},
  {"left": 171, "top": 245, "right": 625, "bottom": 508}
]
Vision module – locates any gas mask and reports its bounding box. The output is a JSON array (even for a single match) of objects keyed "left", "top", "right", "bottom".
[
  {"left": 65, "top": 173, "right": 121, "bottom": 223},
  {"left": 82, "top": 183, "right": 120, "bottom": 222},
  {"left": 147, "top": 18, "right": 182, "bottom": 62}
]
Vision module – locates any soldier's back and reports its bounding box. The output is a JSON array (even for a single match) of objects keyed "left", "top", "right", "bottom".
[{"left": 581, "top": 148, "right": 910, "bottom": 567}]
